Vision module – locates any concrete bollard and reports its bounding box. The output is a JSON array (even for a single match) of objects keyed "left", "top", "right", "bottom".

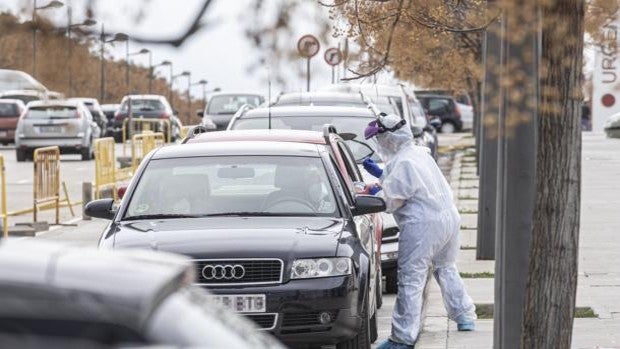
[{"left": 82, "top": 182, "right": 93, "bottom": 221}]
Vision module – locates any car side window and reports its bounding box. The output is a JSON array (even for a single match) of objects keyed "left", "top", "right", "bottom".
[
  {"left": 428, "top": 99, "right": 450, "bottom": 114},
  {"left": 337, "top": 141, "right": 363, "bottom": 183},
  {"left": 327, "top": 155, "right": 354, "bottom": 206}
]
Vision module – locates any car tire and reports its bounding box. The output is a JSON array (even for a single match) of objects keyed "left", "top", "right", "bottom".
[
  {"left": 385, "top": 269, "right": 398, "bottom": 294},
  {"left": 440, "top": 121, "right": 457, "bottom": 134},
  {"left": 336, "top": 293, "right": 371, "bottom": 349},
  {"left": 81, "top": 143, "right": 93, "bottom": 161},
  {"left": 16, "top": 149, "right": 27, "bottom": 162}
]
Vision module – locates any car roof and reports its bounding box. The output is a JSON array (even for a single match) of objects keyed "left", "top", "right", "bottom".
[
  {"left": 0, "top": 89, "right": 43, "bottom": 97},
  {"left": 0, "top": 98, "right": 25, "bottom": 105},
  {"left": 275, "top": 91, "right": 365, "bottom": 103},
  {"left": 0, "top": 239, "right": 193, "bottom": 328},
  {"left": 26, "top": 100, "right": 83, "bottom": 108},
  {"left": 122, "top": 94, "right": 165, "bottom": 100},
  {"left": 189, "top": 129, "right": 328, "bottom": 145},
  {"left": 153, "top": 140, "right": 321, "bottom": 159},
  {"left": 320, "top": 83, "right": 404, "bottom": 96},
  {"left": 69, "top": 97, "right": 98, "bottom": 103},
  {"left": 239, "top": 105, "right": 375, "bottom": 119},
  {"left": 209, "top": 92, "right": 263, "bottom": 98}
]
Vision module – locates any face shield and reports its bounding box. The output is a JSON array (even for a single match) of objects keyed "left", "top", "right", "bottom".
[{"left": 364, "top": 113, "right": 412, "bottom": 162}]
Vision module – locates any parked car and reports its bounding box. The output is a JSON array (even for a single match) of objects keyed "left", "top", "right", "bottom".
[
  {"left": 0, "top": 69, "right": 47, "bottom": 92},
  {"left": 87, "top": 136, "right": 386, "bottom": 349},
  {"left": 186, "top": 127, "right": 385, "bottom": 309},
  {"left": 15, "top": 100, "right": 100, "bottom": 161},
  {"left": 227, "top": 105, "right": 426, "bottom": 289},
  {"left": 100, "top": 103, "right": 120, "bottom": 137},
  {"left": 0, "top": 99, "right": 25, "bottom": 145},
  {"left": 0, "top": 239, "right": 286, "bottom": 349},
  {"left": 199, "top": 93, "right": 264, "bottom": 130},
  {"left": 417, "top": 94, "right": 463, "bottom": 133},
  {"left": 457, "top": 102, "right": 474, "bottom": 130},
  {"left": 271, "top": 91, "right": 399, "bottom": 115},
  {"left": 69, "top": 97, "right": 108, "bottom": 135},
  {"left": 0, "top": 89, "right": 63, "bottom": 104},
  {"left": 320, "top": 84, "right": 438, "bottom": 159},
  {"left": 113, "top": 95, "right": 181, "bottom": 142}
]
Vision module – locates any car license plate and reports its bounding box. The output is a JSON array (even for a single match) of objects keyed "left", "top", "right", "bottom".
[
  {"left": 39, "top": 126, "right": 62, "bottom": 133},
  {"left": 209, "top": 294, "right": 266, "bottom": 313}
]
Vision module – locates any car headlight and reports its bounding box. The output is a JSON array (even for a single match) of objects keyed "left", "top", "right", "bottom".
[{"left": 291, "top": 257, "right": 352, "bottom": 279}]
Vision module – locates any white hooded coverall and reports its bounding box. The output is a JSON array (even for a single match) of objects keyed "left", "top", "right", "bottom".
[{"left": 375, "top": 120, "right": 476, "bottom": 345}]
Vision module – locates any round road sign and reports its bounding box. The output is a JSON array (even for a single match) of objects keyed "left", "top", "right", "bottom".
[
  {"left": 602, "top": 93, "right": 615, "bottom": 108},
  {"left": 324, "top": 47, "right": 343, "bottom": 66},
  {"left": 297, "top": 34, "right": 320, "bottom": 58}
]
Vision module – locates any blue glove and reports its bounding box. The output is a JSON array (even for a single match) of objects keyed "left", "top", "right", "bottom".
[
  {"left": 368, "top": 184, "right": 382, "bottom": 196},
  {"left": 363, "top": 158, "right": 383, "bottom": 178}
]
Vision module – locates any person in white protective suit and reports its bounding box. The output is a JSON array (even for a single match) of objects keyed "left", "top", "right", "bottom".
[{"left": 363, "top": 113, "right": 476, "bottom": 349}]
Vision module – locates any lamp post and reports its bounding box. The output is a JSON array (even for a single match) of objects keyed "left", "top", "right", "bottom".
[
  {"left": 127, "top": 48, "right": 150, "bottom": 94},
  {"left": 99, "top": 23, "right": 128, "bottom": 101},
  {"left": 152, "top": 60, "right": 171, "bottom": 96},
  {"left": 66, "top": 6, "right": 96, "bottom": 96},
  {"left": 191, "top": 79, "right": 208, "bottom": 109},
  {"left": 171, "top": 71, "right": 190, "bottom": 116},
  {"left": 32, "top": 0, "right": 64, "bottom": 78}
]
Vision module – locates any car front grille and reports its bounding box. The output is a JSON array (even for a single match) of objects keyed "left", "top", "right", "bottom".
[
  {"left": 247, "top": 313, "right": 278, "bottom": 330},
  {"left": 282, "top": 310, "right": 339, "bottom": 327},
  {"left": 193, "top": 259, "right": 283, "bottom": 285}
]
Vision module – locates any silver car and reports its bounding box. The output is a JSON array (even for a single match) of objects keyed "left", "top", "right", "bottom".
[{"left": 15, "top": 100, "right": 100, "bottom": 161}]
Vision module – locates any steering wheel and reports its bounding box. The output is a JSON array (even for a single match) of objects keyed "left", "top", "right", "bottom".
[{"left": 262, "top": 196, "right": 316, "bottom": 213}]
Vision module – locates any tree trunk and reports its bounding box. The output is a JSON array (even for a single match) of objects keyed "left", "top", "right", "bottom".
[{"left": 521, "top": 0, "right": 584, "bottom": 347}]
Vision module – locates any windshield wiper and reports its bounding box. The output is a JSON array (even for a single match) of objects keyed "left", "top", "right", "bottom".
[
  {"left": 198, "top": 212, "right": 319, "bottom": 217},
  {"left": 122, "top": 213, "right": 197, "bottom": 221}
]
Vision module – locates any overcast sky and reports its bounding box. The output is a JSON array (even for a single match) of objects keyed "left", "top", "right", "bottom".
[{"left": 1, "top": 0, "right": 349, "bottom": 98}]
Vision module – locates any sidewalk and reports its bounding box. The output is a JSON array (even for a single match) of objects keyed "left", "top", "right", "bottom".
[{"left": 417, "top": 132, "right": 620, "bottom": 348}]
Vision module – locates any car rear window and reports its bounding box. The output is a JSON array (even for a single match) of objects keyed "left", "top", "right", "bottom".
[
  {"left": 0, "top": 103, "right": 19, "bottom": 117},
  {"left": 207, "top": 95, "right": 262, "bottom": 115},
  {"left": 27, "top": 106, "right": 77, "bottom": 119},
  {"left": 121, "top": 99, "right": 165, "bottom": 112}
]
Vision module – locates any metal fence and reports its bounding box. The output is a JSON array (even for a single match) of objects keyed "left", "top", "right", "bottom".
[
  {"left": 122, "top": 119, "right": 172, "bottom": 156},
  {"left": 131, "top": 132, "right": 165, "bottom": 171},
  {"left": 33, "top": 146, "right": 60, "bottom": 224}
]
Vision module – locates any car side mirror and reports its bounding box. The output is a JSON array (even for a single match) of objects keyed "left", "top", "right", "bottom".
[
  {"left": 352, "top": 195, "right": 386, "bottom": 216},
  {"left": 84, "top": 198, "right": 116, "bottom": 220},
  {"left": 196, "top": 109, "right": 204, "bottom": 118}
]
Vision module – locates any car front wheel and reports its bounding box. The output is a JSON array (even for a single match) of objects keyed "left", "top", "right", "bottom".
[
  {"left": 336, "top": 293, "right": 371, "bottom": 349},
  {"left": 441, "top": 121, "right": 456, "bottom": 134}
]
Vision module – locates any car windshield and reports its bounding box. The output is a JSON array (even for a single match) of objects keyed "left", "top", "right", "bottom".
[
  {"left": 0, "top": 103, "right": 19, "bottom": 117},
  {"left": 124, "top": 155, "right": 339, "bottom": 219},
  {"left": 121, "top": 99, "right": 164, "bottom": 112},
  {"left": 231, "top": 116, "right": 381, "bottom": 162},
  {"left": 27, "top": 106, "right": 76, "bottom": 119},
  {"left": 207, "top": 95, "right": 262, "bottom": 115}
]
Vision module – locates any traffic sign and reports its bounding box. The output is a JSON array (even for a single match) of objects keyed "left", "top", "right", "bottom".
[
  {"left": 324, "top": 47, "right": 343, "bottom": 66},
  {"left": 297, "top": 34, "right": 320, "bottom": 58}
]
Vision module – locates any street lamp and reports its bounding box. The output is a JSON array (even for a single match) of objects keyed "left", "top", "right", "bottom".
[
  {"left": 171, "top": 71, "right": 190, "bottom": 115},
  {"left": 32, "top": 0, "right": 64, "bottom": 78},
  {"left": 66, "top": 5, "right": 96, "bottom": 96},
  {"left": 191, "top": 79, "right": 208, "bottom": 109},
  {"left": 99, "top": 23, "right": 128, "bottom": 101},
  {"left": 152, "top": 60, "right": 172, "bottom": 97},
  {"left": 127, "top": 47, "right": 150, "bottom": 94}
]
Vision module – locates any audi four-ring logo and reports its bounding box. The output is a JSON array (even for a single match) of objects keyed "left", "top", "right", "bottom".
[{"left": 202, "top": 264, "right": 246, "bottom": 280}]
